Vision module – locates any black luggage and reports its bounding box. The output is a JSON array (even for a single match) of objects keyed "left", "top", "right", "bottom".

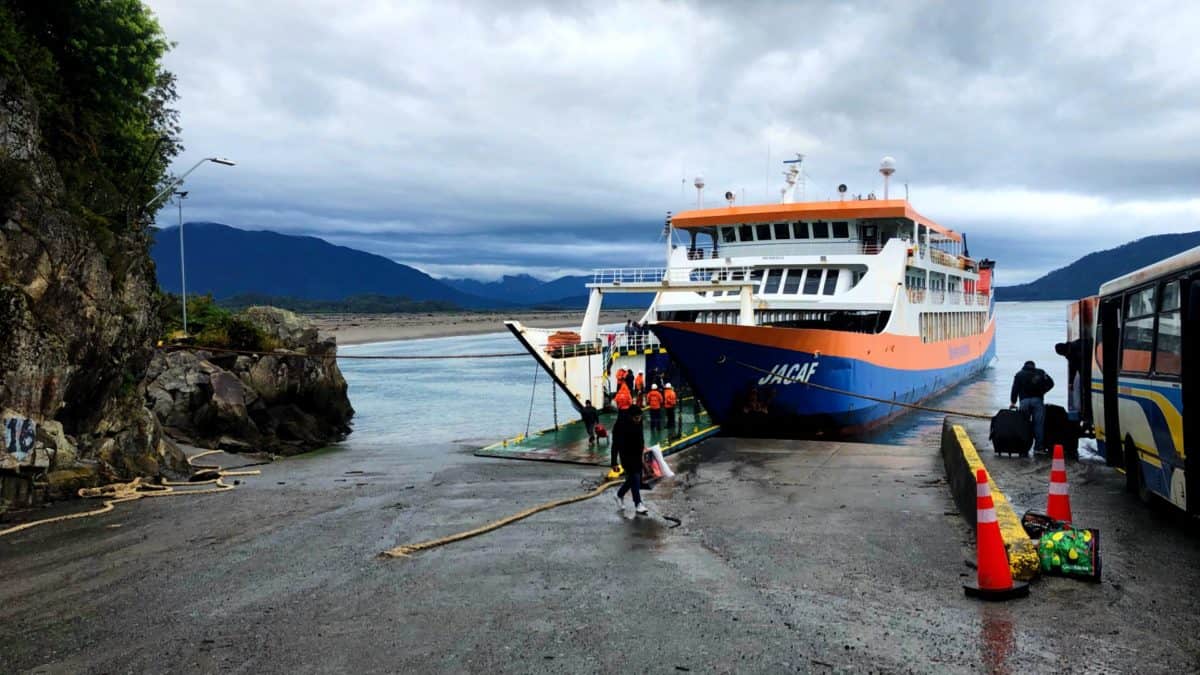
[
  {"left": 1043, "top": 404, "right": 1078, "bottom": 458},
  {"left": 990, "top": 408, "right": 1032, "bottom": 456}
]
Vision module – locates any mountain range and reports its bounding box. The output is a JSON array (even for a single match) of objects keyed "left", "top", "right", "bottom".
[
  {"left": 994, "top": 231, "right": 1200, "bottom": 301},
  {"left": 151, "top": 222, "right": 1200, "bottom": 310},
  {"left": 150, "top": 223, "right": 650, "bottom": 309}
]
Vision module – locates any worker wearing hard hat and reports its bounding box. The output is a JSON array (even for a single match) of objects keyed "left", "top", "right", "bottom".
[
  {"left": 646, "top": 384, "right": 663, "bottom": 433},
  {"left": 663, "top": 383, "right": 678, "bottom": 437}
]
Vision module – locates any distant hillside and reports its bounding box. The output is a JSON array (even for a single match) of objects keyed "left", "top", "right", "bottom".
[
  {"left": 445, "top": 273, "right": 654, "bottom": 308},
  {"left": 996, "top": 231, "right": 1200, "bottom": 301},
  {"left": 152, "top": 223, "right": 496, "bottom": 308}
]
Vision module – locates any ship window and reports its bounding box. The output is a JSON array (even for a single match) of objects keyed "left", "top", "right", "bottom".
[
  {"left": 764, "top": 268, "right": 783, "bottom": 294},
  {"left": 721, "top": 227, "right": 737, "bottom": 243},
  {"left": 782, "top": 269, "right": 804, "bottom": 294},
  {"left": 738, "top": 224, "right": 753, "bottom": 242},
  {"left": 756, "top": 223, "right": 772, "bottom": 241},
  {"left": 803, "top": 269, "right": 823, "bottom": 295},
  {"left": 832, "top": 221, "right": 849, "bottom": 238},
  {"left": 823, "top": 269, "right": 840, "bottom": 295},
  {"left": 793, "top": 221, "right": 809, "bottom": 239},
  {"left": 773, "top": 222, "right": 791, "bottom": 239},
  {"left": 749, "top": 268, "right": 764, "bottom": 293},
  {"left": 812, "top": 221, "right": 830, "bottom": 238}
]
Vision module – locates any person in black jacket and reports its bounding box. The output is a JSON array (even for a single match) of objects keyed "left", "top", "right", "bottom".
[
  {"left": 612, "top": 404, "right": 648, "bottom": 515},
  {"left": 581, "top": 400, "right": 600, "bottom": 445},
  {"left": 1010, "top": 360, "right": 1054, "bottom": 454}
]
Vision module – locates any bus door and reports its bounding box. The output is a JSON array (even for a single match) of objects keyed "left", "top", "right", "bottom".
[
  {"left": 1099, "top": 297, "right": 1122, "bottom": 468},
  {"left": 1185, "top": 276, "right": 1200, "bottom": 514}
]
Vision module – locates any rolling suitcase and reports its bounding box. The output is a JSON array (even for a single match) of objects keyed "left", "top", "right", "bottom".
[
  {"left": 1043, "top": 404, "right": 1078, "bottom": 458},
  {"left": 990, "top": 408, "right": 1032, "bottom": 456}
]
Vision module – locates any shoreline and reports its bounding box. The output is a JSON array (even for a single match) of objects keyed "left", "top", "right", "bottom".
[{"left": 310, "top": 309, "right": 642, "bottom": 346}]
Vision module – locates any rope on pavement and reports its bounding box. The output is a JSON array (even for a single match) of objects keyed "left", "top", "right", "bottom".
[
  {"left": 380, "top": 479, "right": 623, "bottom": 558},
  {"left": 0, "top": 450, "right": 260, "bottom": 538}
]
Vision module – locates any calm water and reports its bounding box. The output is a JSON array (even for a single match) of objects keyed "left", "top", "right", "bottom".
[{"left": 337, "top": 302, "right": 1072, "bottom": 452}]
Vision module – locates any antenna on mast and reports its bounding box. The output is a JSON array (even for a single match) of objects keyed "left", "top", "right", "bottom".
[{"left": 780, "top": 154, "right": 804, "bottom": 204}]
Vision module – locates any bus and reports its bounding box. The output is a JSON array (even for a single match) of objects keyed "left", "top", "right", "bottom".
[{"left": 1068, "top": 246, "right": 1199, "bottom": 513}]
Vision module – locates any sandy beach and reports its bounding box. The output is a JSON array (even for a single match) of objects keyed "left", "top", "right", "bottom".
[{"left": 310, "top": 309, "right": 642, "bottom": 345}]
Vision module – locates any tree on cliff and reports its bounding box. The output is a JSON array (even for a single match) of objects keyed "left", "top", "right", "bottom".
[{"left": 0, "top": 0, "right": 181, "bottom": 228}]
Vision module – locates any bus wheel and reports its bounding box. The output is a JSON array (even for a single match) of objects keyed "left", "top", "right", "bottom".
[{"left": 1123, "top": 436, "right": 1152, "bottom": 503}]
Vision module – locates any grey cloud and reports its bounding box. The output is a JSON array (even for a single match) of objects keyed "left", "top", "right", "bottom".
[{"left": 147, "top": 0, "right": 1200, "bottom": 281}]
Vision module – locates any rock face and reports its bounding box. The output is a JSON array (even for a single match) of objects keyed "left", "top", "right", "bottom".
[
  {"left": 0, "top": 73, "right": 187, "bottom": 499},
  {"left": 145, "top": 307, "right": 354, "bottom": 455}
]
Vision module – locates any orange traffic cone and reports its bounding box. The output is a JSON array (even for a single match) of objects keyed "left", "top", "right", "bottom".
[
  {"left": 1046, "top": 444, "right": 1073, "bottom": 523},
  {"left": 964, "top": 469, "right": 1029, "bottom": 600}
]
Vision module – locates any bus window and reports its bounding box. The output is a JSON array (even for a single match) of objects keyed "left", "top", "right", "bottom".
[
  {"left": 721, "top": 227, "right": 737, "bottom": 244},
  {"left": 1156, "top": 281, "right": 1182, "bottom": 376},
  {"left": 1122, "top": 286, "right": 1156, "bottom": 374}
]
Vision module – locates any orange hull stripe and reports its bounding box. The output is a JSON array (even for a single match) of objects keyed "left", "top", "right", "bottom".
[{"left": 658, "top": 320, "right": 996, "bottom": 371}]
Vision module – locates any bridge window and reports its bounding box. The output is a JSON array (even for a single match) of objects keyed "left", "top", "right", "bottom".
[
  {"left": 763, "top": 268, "right": 783, "bottom": 294},
  {"left": 812, "top": 221, "right": 830, "bottom": 238},
  {"left": 773, "top": 222, "right": 791, "bottom": 239},
  {"left": 756, "top": 223, "right": 772, "bottom": 241},
  {"left": 738, "top": 224, "right": 753, "bottom": 242},
  {"left": 793, "top": 221, "right": 809, "bottom": 239},
  {"left": 832, "top": 221, "right": 849, "bottom": 238},
  {"left": 822, "top": 269, "right": 840, "bottom": 295},
  {"left": 803, "top": 269, "right": 823, "bottom": 295},
  {"left": 782, "top": 269, "right": 804, "bottom": 294},
  {"left": 749, "top": 268, "right": 764, "bottom": 293},
  {"left": 721, "top": 227, "right": 737, "bottom": 243}
]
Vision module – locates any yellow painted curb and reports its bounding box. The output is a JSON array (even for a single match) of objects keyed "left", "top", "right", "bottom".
[{"left": 953, "top": 424, "right": 1040, "bottom": 581}]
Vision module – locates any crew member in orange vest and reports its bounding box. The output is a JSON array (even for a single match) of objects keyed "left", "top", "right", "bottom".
[
  {"left": 646, "top": 384, "right": 663, "bottom": 433},
  {"left": 663, "top": 382, "right": 678, "bottom": 436},
  {"left": 611, "top": 381, "right": 633, "bottom": 471},
  {"left": 634, "top": 371, "right": 645, "bottom": 406},
  {"left": 615, "top": 368, "right": 626, "bottom": 394},
  {"left": 614, "top": 381, "right": 632, "bottom": 410}
]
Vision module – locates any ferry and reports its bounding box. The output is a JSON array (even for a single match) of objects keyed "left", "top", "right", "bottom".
[{"left": 638, "top": 157, "right": 997, "bottom": 436}]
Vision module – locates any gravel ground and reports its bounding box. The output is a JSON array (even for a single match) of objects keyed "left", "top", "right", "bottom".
[{"left": 1, "top": 429, "right": 1198, "bottom": 673}]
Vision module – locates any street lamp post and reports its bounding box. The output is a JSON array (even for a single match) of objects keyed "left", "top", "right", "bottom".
[
  {"left": 176, "top": 191, "right": 190, "bottom": 334},
  {"left": 142, "top": 156, "right": 235, "bottom": 337}
]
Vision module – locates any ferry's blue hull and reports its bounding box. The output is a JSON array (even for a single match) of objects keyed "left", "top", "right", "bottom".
[{"left": 650, "top": 322, "right": 996, "bottom": 437}]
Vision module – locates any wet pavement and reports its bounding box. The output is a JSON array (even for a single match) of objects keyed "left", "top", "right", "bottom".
[{"left": 2, "top": 430, "right": 1198, "bottom": 673}]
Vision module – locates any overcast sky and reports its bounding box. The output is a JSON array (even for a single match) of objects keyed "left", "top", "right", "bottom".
[{"left": 146, "top": 0, "right": 1200, "bottom": 284}]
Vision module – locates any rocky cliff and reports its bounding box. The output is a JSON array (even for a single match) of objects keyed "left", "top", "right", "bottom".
[
  {"left": 0, "top": 73, "right": 187, "bottom": 497},
  {"left": 144, "top": 307, "right": 354, "bottom": 456}
]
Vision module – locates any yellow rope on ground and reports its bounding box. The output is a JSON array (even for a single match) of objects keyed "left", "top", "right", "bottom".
[
  {"left": 381, "top": 479, "right": 623, "bottom": 558},
  {"left": 0, "top": 449, "right": 261, "bottom": 538}
]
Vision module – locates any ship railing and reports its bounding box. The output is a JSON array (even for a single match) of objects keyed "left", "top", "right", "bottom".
[
  {"left": 546, "top": 339, "right": 604, "bottom": 359},
  {"left": 685, "top": 247, "right": 721, "bottom": 260},
  {"left": 603, "top": 332, "right": 662, "bottom": 353},
  {"left": 906, "top": 288, "right": 926, "bottom": 304},
  {"left": 929, "top": 290, "right": 946, "bottom": 304},
  {"left": 591, "top": 266, "right": 757, "bottom": 286}
]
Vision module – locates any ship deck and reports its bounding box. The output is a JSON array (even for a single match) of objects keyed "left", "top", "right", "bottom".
[{"left": 475, "top": 399, "right": 719, "bottom": 465}]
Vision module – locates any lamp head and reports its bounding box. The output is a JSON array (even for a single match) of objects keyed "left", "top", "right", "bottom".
[{"left": 209, "top": 157, "right": 236, "bottom": 166}]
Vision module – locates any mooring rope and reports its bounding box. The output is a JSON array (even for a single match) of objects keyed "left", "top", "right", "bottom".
[
  {"left": 381, "top": 479, "right": 623, "bottom": 558},
  {"left": 0, "top": 450, "right": 261, "bottom": 538},
  {"left": 732, "top": 359, "right": 992, "bottom": 420}
]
